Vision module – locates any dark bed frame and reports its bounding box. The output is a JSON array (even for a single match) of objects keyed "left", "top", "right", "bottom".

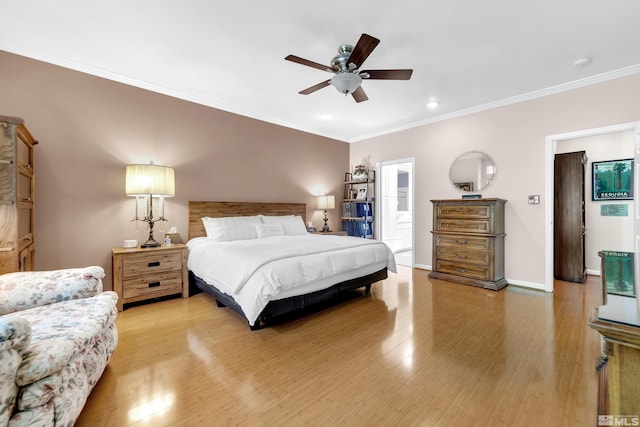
[{"left": 187, "top": 201, "right": 388, "bottom": 330}]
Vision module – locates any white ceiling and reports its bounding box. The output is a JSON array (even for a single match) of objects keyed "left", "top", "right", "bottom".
[{"left": 1, "top": 1, "right": 640, "bottom": 142}]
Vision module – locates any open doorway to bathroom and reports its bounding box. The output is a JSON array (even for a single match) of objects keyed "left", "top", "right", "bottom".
[{"left": 379, "top": 159, "right": 414, "bottom": 267}]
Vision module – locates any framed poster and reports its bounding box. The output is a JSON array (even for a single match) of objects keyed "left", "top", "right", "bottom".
[
  {"left": 592, "top": 158, "right": 633, "bottom": 201},
  {"left": 601, "top": 250, "right": 635, "bottom": 297}
]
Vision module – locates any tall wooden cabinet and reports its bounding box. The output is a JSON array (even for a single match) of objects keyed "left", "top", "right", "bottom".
[
  {"left": 428, "top": 198, "right": 507, "bottom": 290},
  {"left": 589, "top": 297, "right": 640, "bottom": 417},
  {"left": 0, "top": 115, "right": 38, "bottom": 274}
]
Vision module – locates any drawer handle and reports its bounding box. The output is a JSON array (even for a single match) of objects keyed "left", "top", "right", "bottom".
[
  {"left": 455, "top": 268, "right": 468, "bottom": 273},
  {"left": 148, "top": 261, "right": 161, "bottom": 267},
  {"left": 148, "top": 282, "right": 161, "bottom": 288},
  {"left": 455, "top": 254, "right": 468, "bottom": 259},
  {"left": 454, "top": 240, "right": 468, "bottom": 245}
]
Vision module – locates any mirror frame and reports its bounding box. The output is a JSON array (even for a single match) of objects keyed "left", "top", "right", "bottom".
[{"left": 449, "top": 151, "right": 496, "bottom": 192}]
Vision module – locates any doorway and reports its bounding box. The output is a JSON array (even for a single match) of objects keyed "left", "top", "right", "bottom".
[
  {"left": 545, "top": 122, "right": 640, "bottom": 292},
  {"left": 378, "top": 159, "right": 415, "bottom": 267}
]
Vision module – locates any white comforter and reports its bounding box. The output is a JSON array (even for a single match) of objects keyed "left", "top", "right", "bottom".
[{"left": 187, "top": 234, "right": 396, "bottom": 325}]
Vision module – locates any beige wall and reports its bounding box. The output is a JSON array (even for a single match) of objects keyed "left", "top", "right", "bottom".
[
  {"left": 0, "top": 51, "right": 348, "bottom": 289},
  {"left": 350, "top": 73, "right": 640, "bottom": 288}
]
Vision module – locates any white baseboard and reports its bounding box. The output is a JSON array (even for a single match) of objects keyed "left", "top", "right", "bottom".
[
  {"left": 406, "top": 265, "right": 549, "bottom": 292},
  {"left": 506, "top": 278, "right": 547, "bottom": 292}
]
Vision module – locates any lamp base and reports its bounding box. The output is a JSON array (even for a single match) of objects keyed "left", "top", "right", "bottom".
[
  {"left": 322, "top": 210, "right": 331, "bottom": 232},
  {"left": 141, "top": 239, "right": 161, "bottom": 248},
  {"left": 141, "top": 227, "right": 160, "bottom": 248}
]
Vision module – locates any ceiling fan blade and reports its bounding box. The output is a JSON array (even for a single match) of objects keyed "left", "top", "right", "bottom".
[
  {"left": 299, "top": 80, "right": 331, "bottom": 95},
  {"left": 362, "top": 69, "right": 413, "bottom": 80},
  {"left": 347, "top": 33, "right": 380, "bottom": 69},
  {"left": 285, "top": 55, "right": 333, "bottom": 73},
  {"left": 351, "top": 86, "right": 368, "bottom": 103}
]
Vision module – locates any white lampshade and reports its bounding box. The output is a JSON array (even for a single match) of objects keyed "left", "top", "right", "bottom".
[
  {"left": 125, "top": 163, "right": 175, "bottom": 197},
  {"left": 316, "top": 195, "right": 335, "bottom": 210},
  {"left": 330, "top": 73, "right": 362, "bottom": 95}
]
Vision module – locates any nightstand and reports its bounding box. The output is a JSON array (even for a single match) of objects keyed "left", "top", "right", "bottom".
[
  {"left": 112, "top": 244, "right": 189, "bottom": 311},
  {"left": 314, "top": 230, "right": 348, "bottom": 236}
]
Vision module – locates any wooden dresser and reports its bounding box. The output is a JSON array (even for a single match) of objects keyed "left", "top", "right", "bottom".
[
  {"left": 428, "top": 198, "right": 507, "bottom": 290},
  {"left": 0, "top": 115, "right": 38, "bottom": 274},
  {"left": 589, "top": 297, "right": 640, "bottom": 418},
  {"left": 112, "top": 244, "right": 189, "bottom": 311}
]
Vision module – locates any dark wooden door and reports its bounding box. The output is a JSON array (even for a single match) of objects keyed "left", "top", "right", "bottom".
[{"left": 554, "top": 151, "right": 587, "bottom": 283}]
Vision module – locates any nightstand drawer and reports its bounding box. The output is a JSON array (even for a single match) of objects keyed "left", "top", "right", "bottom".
[
  {"left": 122, "top": 252, "right": 182, "bottom": 278},
  {"left": 122, "top": 272, "right": 183, "bottom": 299}
]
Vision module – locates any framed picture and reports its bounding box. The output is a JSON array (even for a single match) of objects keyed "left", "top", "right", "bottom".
[
  {"left": 356, "top": 187, "right": 367, "bottom": 200},
  {"left": 592, "top": 158, "right": 633, "bottom": 201},
  {"left": 455, "top": 182, "right": 474, "bottom": 192},
  {"left": 601, "top": 250, "right": 635, "bottom": 297}
]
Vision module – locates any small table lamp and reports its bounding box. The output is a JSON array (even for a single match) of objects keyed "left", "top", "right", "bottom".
[
  {"left": 316, "top": 195, "right": 335, "bottom": 232},
  {"left": 125, "top": 162, "right": 175, "bottom": 247}
]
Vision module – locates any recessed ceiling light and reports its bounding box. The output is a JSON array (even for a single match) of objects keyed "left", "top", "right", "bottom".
[
  {"left": 426, "top": 100, "right": 440, "bottom": 109},
  {"left": 317, "top": 114, "right": 332, "bottom": 120},
  {"left": 574, "top": 57, "right": 591, "bottom": 68}
]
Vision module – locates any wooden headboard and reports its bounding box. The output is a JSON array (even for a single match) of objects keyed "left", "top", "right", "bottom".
[{"left": 188, "top": 201, "right": 307, "bottom": 240}]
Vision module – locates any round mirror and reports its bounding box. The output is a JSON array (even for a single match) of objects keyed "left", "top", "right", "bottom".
[{"left": 449, "top": 151, "right": 496, "bottom": 192}]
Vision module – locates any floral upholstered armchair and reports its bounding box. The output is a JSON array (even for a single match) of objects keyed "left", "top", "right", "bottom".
[{"left": 0, "top": 266, "right": 118, "bottom": 427}]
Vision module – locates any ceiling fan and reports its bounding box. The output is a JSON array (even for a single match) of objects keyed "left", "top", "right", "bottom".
[{"left": 285, "top": 33, "right": 413, "bottom": 103}]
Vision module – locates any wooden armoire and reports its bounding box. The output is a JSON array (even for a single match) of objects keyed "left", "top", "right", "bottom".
[
  {"left": 0, "top": 115, "right": 38, "bottom": 274},
  {"left": 554, "top": 151, "right": 587, "bottom": 283}
]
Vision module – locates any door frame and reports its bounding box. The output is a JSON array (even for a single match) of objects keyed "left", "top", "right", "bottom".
[
  {"left": 545, "top": 121, "right": 640, "bottom": 292},
  {"left": 376, "top": 157, "right": 416, "bottom": 267}
]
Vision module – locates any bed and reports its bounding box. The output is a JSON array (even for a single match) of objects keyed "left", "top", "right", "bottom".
[{"left": 187, "top": 201, "right": 397, "bottom": 330}]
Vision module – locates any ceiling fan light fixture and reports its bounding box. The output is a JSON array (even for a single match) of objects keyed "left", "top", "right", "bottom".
[{"left": 331, "top": 72, "right": 362, "bottom": 95}]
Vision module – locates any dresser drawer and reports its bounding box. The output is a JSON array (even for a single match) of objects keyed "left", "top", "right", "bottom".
[
  {"left": 122, "top": 252, "right": 182, "bottom": 278},
  {"left": 122, "top": 272, "right": 183, "bottom": 299},
  {"left": 436, "top": 219, "right": 490, "bottom": 234},
  {"left": 436, "top": 204, "right": 490, "bottom": 219},
  {"left": 437, "top": 246, "right": 489, "bottom": 265},
  {"left": 436, "top": 234, "right": 490, "bottom": 250},
  {"left": 436, "top": 260, "right": 490, "bottom": 281}
]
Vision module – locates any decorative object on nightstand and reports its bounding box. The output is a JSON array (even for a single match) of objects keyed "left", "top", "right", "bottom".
[
  {"left": 111, "top": 243, "right": 189, "bottom": 311},
  {"left": 316, "top": 194, "right": 335, "bottom": 232},
  {"left": 125, "top": 162, "right": 175, "bottom": 248},
  {"left": 342, "top": 169, "right": 375, "bottom": 238}
]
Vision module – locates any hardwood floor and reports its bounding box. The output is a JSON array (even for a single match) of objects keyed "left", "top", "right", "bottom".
[{"left": 77, "top": 267, "right": 601, "bottom": 426}]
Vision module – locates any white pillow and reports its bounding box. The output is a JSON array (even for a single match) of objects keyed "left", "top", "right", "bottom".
[
  {"left": 201, "top": 216, "right": 261, "bottom": 242},
  {"left": 260, "top": 215, "right": 308, "bottom": 236},
  {"left": 255, "top": 223, "right": 284, "bottom": 238}
]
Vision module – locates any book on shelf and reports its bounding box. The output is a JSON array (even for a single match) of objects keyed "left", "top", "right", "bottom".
[
  {"left": 341, "top": 220, "right": 373, "bottom": 238},
  {"left": 342, "top": 201, "right": 373, "bottom": 218}
]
